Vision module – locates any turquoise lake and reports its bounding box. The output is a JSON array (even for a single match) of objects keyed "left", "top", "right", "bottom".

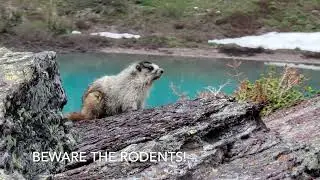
[{"left": 58, "top": 53, "right": 320, "bottom": 113}]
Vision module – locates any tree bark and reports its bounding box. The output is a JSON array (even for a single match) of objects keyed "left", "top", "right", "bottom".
[
  {"left": 54, "top": 97, "right": 266, "bottom": 179},
  {"left": 54, "top": 96, "right": 320, "bottom": 179}
]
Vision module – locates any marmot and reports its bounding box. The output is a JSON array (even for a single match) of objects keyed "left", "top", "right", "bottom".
[{"left": 67, "top": 61, "right": 164, "bottom": 121}]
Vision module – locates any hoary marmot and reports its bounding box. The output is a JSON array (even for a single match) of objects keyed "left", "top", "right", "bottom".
[{"left": 67, "top": 61, "right": 164, "bottom": 121}]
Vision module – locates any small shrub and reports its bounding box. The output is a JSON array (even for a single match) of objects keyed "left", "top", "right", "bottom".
[
  {"left": 48, "top": 16, "right": 73, "bottom": 34},
  {"left": 170, "top": 82, "right": 188, "bottom": 100},
  {"left": 142, "top": 0, "right": 189, "bottom": 18},
  {"left": 49, "top": 5, "right": 73, "bottom": 33},
  {"left": 75, "top": 19, "right": 91, "bottom": 30},
  {"left": 173, "top": 22, "right": 185, "bottom": 30},
  {"left": 56, "top": 34, "right": 111, "bottom": 51},
  {"left": 0, "top": 5, "right": 23, "bottom": 33},
  {"left": 61, "top": 0, "right": 128, "bottom": 16},
  {"left": 198, "top": 80, "right": 231, "bottom": 99},
  {"left": 261, "top": 0, "right": 320, "bottom": 32},
  {"left": 139, "top": 0, "right": 153, "bottom": 6},
  {"left": 13, "top": 20, "right": 52, "bottom": 40},
  {"left": 119, "top": 35, "right": 184, "bottom": 49},
  {"left": 234, "top": 66, "right": 317, "bottom": 116}
]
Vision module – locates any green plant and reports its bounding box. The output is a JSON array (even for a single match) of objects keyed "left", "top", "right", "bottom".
[
  {"left": 0, "top": 5, "right": 23, "bottom": 33},
  {"left": 13, "top": 20, "right": 52, "bottom": 40},
  {"left": 139, "top": 0, "right": 153, "bottom": 6},
  {"left": 234, "top": 66, "right": 318, "bottom": 116},
  {"left": 141, "top": 0, "right": 191, "bottom": 18},
  {"left": 118, "top": 35, "right": 185, "bottom": 49},
  {"left": 45, "top": 0, "right": 72, "bottom": 34},
  {"left": 262, "top": 0, "right": 320, "bottom": 32}
]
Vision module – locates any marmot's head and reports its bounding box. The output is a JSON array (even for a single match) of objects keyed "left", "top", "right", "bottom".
[{"left": 134, "top": 61, "right": 164, "bottom": 83}]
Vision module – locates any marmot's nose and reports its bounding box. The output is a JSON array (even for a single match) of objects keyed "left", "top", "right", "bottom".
[{"left": 159, "top": 69, "right": 164, "bottom": 74}]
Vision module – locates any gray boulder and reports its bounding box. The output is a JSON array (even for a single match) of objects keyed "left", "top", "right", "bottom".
[{"left": 0, "top": 48, "right": 74, "bottom": 179}]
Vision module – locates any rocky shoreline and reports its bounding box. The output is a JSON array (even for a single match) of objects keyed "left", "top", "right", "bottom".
[
  {"left": 1, "top": 46, "right": 320, "bottom": 67},
  {"left": 100, "top": 47, "right": 320, "bottom": 65}
]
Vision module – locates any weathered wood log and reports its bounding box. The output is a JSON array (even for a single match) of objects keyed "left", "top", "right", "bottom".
[
  {"left": 53, "top": 97, "right": 264, "bottom": 179},
  {"left": 53, "top": 95, "right": 320, "bottom": 179}
]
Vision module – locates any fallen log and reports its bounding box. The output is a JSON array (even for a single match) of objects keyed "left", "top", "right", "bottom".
[
  {"left": 54, "top": 97, "right": 264, "bottom": 179},
  {"left": 54, "top": 95, "right": 320, "bottom": 179}
]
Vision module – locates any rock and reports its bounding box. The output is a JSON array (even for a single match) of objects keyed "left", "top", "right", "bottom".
[
  {"left": 311, "top": 10, "right": 319, "bottom": 15},
  {"left": 301, "top": 50, "right": 320, "bottom": 59},
  {"left": 0, "top": 48, "right": 75, "bottom": 179},
  {"left": 216, "top": 43, "right": 271, "bottom": 56},
  {"left": 0, "top": 169, "right": 25, "bottom": 180}
]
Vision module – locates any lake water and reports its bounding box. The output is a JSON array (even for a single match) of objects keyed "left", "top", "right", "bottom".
[{"left": 57, "top": 53, "right": 320, "bottom": 113}]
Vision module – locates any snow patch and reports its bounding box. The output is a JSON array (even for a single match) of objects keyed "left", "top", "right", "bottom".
[
  {"left": 209, "top": 32, "right": 320, "bottom": 52},
  {"left": 90, "top": 32, "right": 141, "bottom": 39},
  {"left": 71, "top": 30, "right": 82, "bottom": 34},
  {"left": 264, "top": 62, "right": 320, "bottom": 71}
]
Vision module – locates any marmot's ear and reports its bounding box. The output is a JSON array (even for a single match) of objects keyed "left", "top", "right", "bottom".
[{"left": 136, "top": 64, "right": 141, "bottom": 71}]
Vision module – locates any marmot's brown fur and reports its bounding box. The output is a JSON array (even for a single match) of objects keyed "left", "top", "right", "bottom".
[
  {"left": 67, "top": 61, "right": 163, "bottom": 121},
  {"left": 66, "top": 90, "right": 104, "bottom": 120}
]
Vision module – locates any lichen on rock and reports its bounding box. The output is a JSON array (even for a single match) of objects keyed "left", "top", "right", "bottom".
[{"left": 0, "top": 48, "right": 75, "bottom": 179}]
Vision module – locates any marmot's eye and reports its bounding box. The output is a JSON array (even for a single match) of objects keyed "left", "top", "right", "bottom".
[{"left": 147, "top": 66, "right": 154, "bottom": 71}]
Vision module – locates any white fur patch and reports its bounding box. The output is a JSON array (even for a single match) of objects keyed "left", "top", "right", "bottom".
[{"left": 150, "top": 63, "right": 160, "bottom": 72}]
